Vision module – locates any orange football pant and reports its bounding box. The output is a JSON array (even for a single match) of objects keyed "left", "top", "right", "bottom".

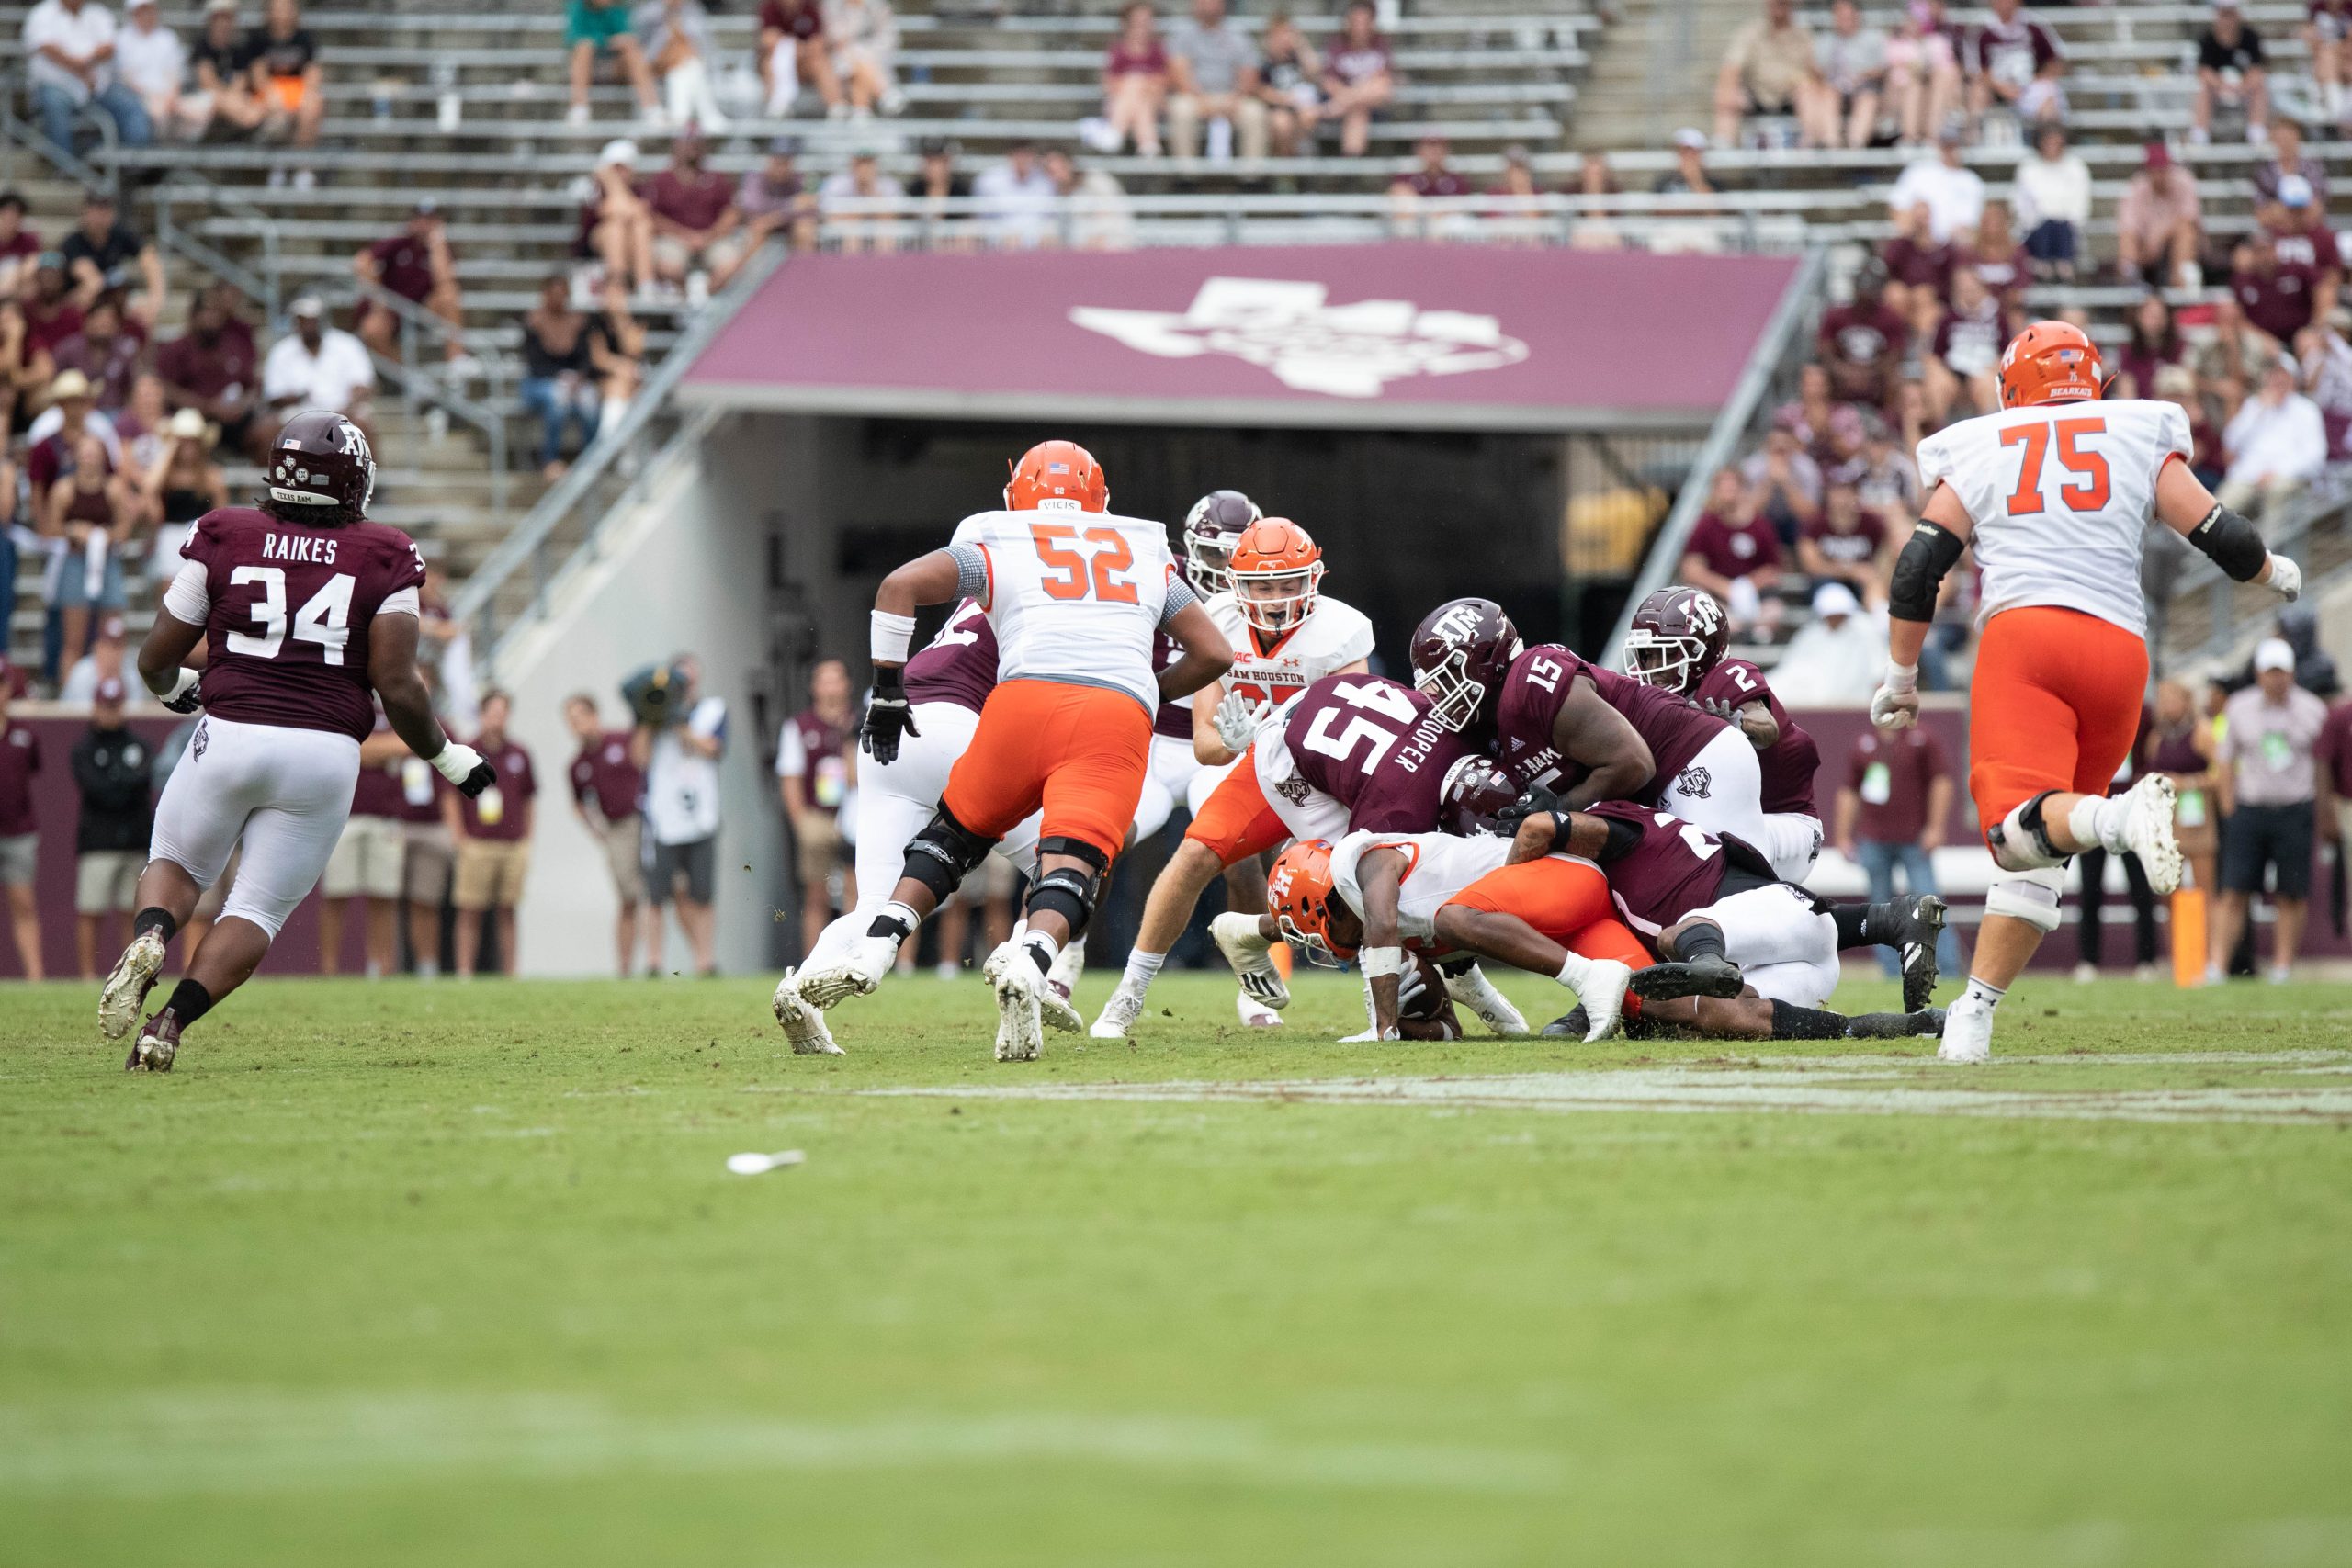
[
  {"left": 940, "top": 679, "right": 1151, "bottom": 863},
  {"left": 1444, "top": 857, "right": 1655, "bottom": 966},
  {"left": 1966, "top": 606, "right": 2149, "bottom": 836},
  {"left": 1183, "top": 747, "right": 1290, "bottom": 863}
]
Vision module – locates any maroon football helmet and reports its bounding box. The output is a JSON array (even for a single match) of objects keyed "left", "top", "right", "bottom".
[
  {"left": 266, "top": 410, "right": 377, "bottom": 521},
  {"left": 1621, "top": 586, "right": 1729, "bottom": 696},
  {"left": 1409, "top": 597, "right": 1521, "bottom": 732},
  {"left": 1181, "top": 489, "right": 1261, "bottom": 596},
  {"left": 1439, "top": 754, "right": 1521, "bottom": 835}
]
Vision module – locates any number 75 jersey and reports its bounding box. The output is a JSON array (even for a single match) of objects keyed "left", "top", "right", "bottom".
[
  {"left": 948, "top": 509, "right": 1182, "bottom": 713},
  {"left": 1915, "top": 397, "right": 2191, "bottom": 640}
]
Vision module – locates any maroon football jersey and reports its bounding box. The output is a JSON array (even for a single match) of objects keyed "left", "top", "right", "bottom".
[
  {"left": 1284, "top": 673, "right": 1470, "bottom": 832},
  {"left": 1492, "top": 644, "right": 1728, "bottom": 804},
  {"left": 903, "top": 597, "right": 997, "bottom": 716},
  {"left": 1693, "top": 658, "right": 1820, "bottom": 818},
  {"left": 181, "top": 506, "right": 426, "bottom": 743},
  {"left": 1584, "top": 801, "right": 1732, "bottom": 933},
  {"left": 1149, "top": 627, "right": 1193, "bottom": 740}
]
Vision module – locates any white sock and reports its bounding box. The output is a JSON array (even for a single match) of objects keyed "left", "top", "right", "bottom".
[
  {"left": 2066, "top": 794, "right": 2126, "bottom": 855},
  {"left": 1555, "top": 952, "right": 1593, "bottom": 989},
  {"left": 1962, "top": 976, "right": 2007, "bottom": 1010},
  {"left": 1119, "top": 948, "right": 1167, "bottom": 993}
]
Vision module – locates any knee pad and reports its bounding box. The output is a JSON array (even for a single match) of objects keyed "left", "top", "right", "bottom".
[
  {"left": 1984, "top": 866, "right": 2068, "bottom": 932},
  {"left": 902, "top": 804, "right": 995, "bottom": 903},
  {"left": 1024, "top": 841, "right": 1108, "bottom": 937},
  {"left": 1986, "top": 790, "right": 2068, "bottom": 872}
]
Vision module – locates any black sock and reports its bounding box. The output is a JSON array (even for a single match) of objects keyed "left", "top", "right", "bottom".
[
  {"left": 866, "top": 912, "right": 914, "bottom": 942},
  {"left": 1770, "top": 999, "right": 1849, "bottom": 1039},
  {"left": 132, "top": 907, "right": 177, "bottom": 945},
  {"left": 164, "top": 978, "right": 214, "bottom": 1027},
  {"left": 1671, "top": 923, "right": 1727, "bottom": 963},
  {"left": 1830, "top": 902, "right": 1871, "bottom": 949}
]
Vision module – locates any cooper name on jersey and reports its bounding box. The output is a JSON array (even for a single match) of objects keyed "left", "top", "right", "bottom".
[{"left": 261, "top": 533, "right": 341, "bottom": 565}]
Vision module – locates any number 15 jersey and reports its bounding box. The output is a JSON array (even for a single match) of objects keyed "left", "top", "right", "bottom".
[
  {"left": 1915, "top": 398, "right": 2190, "bottom": 640},
  {"left": 948, "top": 509, "right": 1187, "bottom": 714}
]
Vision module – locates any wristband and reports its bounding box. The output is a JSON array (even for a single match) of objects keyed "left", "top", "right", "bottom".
[
  {"left": 871, "top": 610, "right": 916, "bottom": 665},
  {"left": 1881, "top": 660, "right": 1918, "bottom": 694},
  {"left": 431, "top": 741, "right": 485, "bottom": 785},
  {"left": 1358, "top": 945, "right": 1408, "bottom": 980},
  {"left": 160, "top": 668, "right": 199, "bottom": 704}
]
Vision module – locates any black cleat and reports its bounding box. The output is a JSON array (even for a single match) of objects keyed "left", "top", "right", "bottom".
[
  {"left": 1539, "top": 1006, "right": 1589, "bottom": 1039},
  {"left": 124, "top": 1009, "right": 182, "bottom": 1072},
  {"left": 1627, "top": 955, "right": 1746, "bottom": 1003},
  {"left": 1845, "top": 1006, "right": 1948, "bottom": 1040},
  {"left": 1892, "top": 896, "right": 1947, "bottom": 1012}
]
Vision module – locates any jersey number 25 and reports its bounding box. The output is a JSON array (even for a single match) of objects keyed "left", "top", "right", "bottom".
[{"left": 2000, "top": 416, "right": 2110, "bottom": 516}]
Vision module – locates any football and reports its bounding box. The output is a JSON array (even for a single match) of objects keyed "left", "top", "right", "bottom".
[{"left": 1395, "top": 952, "right": 1464, "bottom": 1041}]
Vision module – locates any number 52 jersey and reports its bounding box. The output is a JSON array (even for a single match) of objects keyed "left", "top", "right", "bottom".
[
  {"left": 1915, "top": 397, "right": 2191, "bottom": 640},
  {"left": 948, "top": 509, "right": 1184, "bottom": 713}
]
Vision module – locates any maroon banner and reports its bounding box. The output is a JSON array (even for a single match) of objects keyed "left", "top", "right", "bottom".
[{"left": 683, "top": 246, "right": 1803, "bottom": 428}]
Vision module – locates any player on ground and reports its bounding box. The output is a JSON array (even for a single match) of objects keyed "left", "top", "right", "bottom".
[
  {"left": 1622, "top": 585, "right": 1826, "bottom": 879},
  {"left": 98, "top": 412, "right": 497, "bottom": 1070},
  {"left": 1089, "top": 520, "right": 1378, "bottom": 1035},
  {"left": 790, "top": 440, "right": 1233, "bottom": 1061},
  {"left": 1870, "top": 321, "right": 2301, "bottom": 1062}
]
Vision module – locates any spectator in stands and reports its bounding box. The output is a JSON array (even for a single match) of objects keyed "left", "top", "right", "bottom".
[
  {"left": 2194, "top": 295, "right": 2276, "bottom": 432},
  {"left": 1101, "top": 2, "right": 1169, "bottom": 158},
  {"left": 1779, "top": 364, "right": 1842, "bottom": 457},
  {"left": 187, "top": 0, "right": 265, "bottom": 139},
  {"left": 1166, "top": 0, "right": 1267, "bottom": 163},
  {"left": 2194, "top": 0, "right": 2268, "bottom": 145},
  {"left": 819, "top": 148, "right": 904, "bottom": 254},
  {"left": 1886, "top": 124, "right": 1982, "bottom": 244},
  {"left": 1389, "top": 134, "right": 1471, "bottom": 238},
  {"left": 1852, "top": 408, "right": 1918, "bottom": 524},
  {"left": 1713, "top": 0, "right": 1812, "bottom": 146},
  {"left": 1254, "top": 13, "right": 1320, "bottom": 159},
  {"left": 137, "top": 405, "right": 224, "bottom": 592},
  {"left": 1740, "top": 423, "right": 1821, "bottom": 539},
  {"left": 2233, "top": 175, "right": 2339, "bottom": 344},
  {"left": 69, "top": 674, "right": 148, "bottom": 979},
  {"left": 27, "top": 368, "right": 115, "bottom": 494},
  {"left": 1485, "top": 145, "right": 1548, "bottom": 243},
  {"left": 565, "top": 0, "right": 663, "bottom": 129},
  {"left": 641, "top": 131, "right": 744, "bottom": 288},
  {"left": 1883, "top": 0, "right": 1961, "bottom": 148},
  {"left": 1880, "top": 201, "right": 1950, "bottom": 341},
  {"left": 1679, "top": 468, "right": 1782, "bottom": 628},
  {"left": 44, "top": 427, "right": 137, "bottom": 671},
  {"left": 1924, "top": 265, "right": 2007, "bottom": 424},
  {"left": 1800, "top": 0, "right": 1886, "bottom": 152},
  {"left": 354, "top": 201, "right": 472, "bottom": 374},
  {"left": 736, "top": 136, "right": 820, "bottom": 265},
  {"left": 2117, "top": 292, "right": 2184, "bottom": 396},
  {"left": 2312, "top": 0, "right": 2352, "bottom": 132},
  {"left": 1654, "top": 127, "right": 1715, "bottom": 203},
  {"left": 909, "top": 136, "right": 973, "bottom": 251},
  {"left": 2252, "top": 117, "right": 2325, "bottom": 209},
  {"left": 263, "top": 294, "right": 373, "bottom": 432},
  {"left": 588, "top": 279, "right": 644, "bottom": 435},
  {"left": 1837, "top": 722, "right": 1963, "bottom": 978},
  {"left": 447, "top": 689, "right": 535, "bottom": 978},
  {"left": 2214, "top": 639, "right": 2326, "bottom": 982},
  {"left": 245, "top": 0, "right": 322, "bottom": 170},
  {"left": 1955, "top": 198, "right": 2024, "bottom": 309},
  {"left": 760, "top": 0, "right": 843, "bottom": 120},
  {"left": 0, "top": 681, "right": 42, "bottom": 979},
  {"left": 61, "top": 190, "right": 160, "bottom": 327},
  {"left": 1962, "top": 0, "right": 2062, "bottom": 132},
  {"left": 1772, "top": 581, "right": 1884, "bottom": 706},
  {"left": 51, "top": 294, "right": 141, "bottom": 414},
  {"left": 2117, "top": 142, "right": 2202, "bottom": 290},
  {"left": 2295, "top": 318, "right": 2352, "bottom": 457},
  {"left": 1799, "top": 479, "right": 1890, "bottom": 607},
  {"left": 2014, "top": 121, "right": 2088, "bottom": 283},
  {"left": 1044, "top": 147, "right": 1132, "bottom": 251},
  {"left": 2222, "top": 354, "right": 2326, "bottom": 514},
  {"left": 638, "top": 0, "right": 726, "bottom": 132},
  {"left": 1567, "top": 152, "right": 1624, "bottom": 250},
  {"left": 776, "top": 659, "right": 854, "bottom": 962},
  {"left": 580, "top": 138, "right": 655, "bottom": 296},
  {"left": 519, "top": 277, "right": 598, "bottom": 477},
  {"left": 974, "top": 139, "right": 1059, "bottom": 249},
  {"left": 565, "top": 693, "right": 648, "bottom": 978},
  {"left": 1817, "top": 259, "right": 1906, "bottom": 408},
  {"left": 0, "top": 192, "right": 41, "bottom": 300},
  {"left": 823, "top": 0, "right": 900, "bottom": 118},
  {"left": 23, "top": 0, "right": 153, "bottom": 154},
  {"left": 0, "top": 300, "right": 46, "bottom": 434},
  {"left": 21, "top": 255, "right": 82, "bottom": 366},
  {"left": 157, "top": 283, "right": 265, "bottom": 458},
  {"left": 115, "top": 0, "right": 202, "bottom": 141},
  {"left": 2154, "top": 364, "right": 2224, "bottom": 487},
  {"left": 1320, "top": 1, "right": 1393, "bottom": 159}
]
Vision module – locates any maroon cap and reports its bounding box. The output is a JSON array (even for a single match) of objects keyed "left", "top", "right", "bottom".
[
  {"left": 2144, "top": 141, "right": 2172, "bottom": 169},
  {"left": 94, "top": 676, "right": 127, "bottom": 705}
]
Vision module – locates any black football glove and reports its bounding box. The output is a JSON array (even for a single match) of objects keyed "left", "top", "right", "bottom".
[
  {"left": 431, "top": 742, "right": 500, "bottom": 798},
  {"left": 1491, "top": 782, "right": 1562, "bottom": 837},
  {"left": 455, "top": 760, "right": 498, "bottom": 797},
  {"left": 861, "top": 667, "right": 920, "bottom": 766}
]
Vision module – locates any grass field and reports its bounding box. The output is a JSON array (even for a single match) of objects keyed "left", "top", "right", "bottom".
[{"left": 6, "top": 967, "right": 2352, "bottom": 1567}]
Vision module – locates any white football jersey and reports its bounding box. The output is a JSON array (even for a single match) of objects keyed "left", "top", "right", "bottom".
[
  {"left": 948, "top": 508, "right": 1182, "bottom": 711},
  {"left": 1329, "top": 829, "right": 1514, "bottom": 944},
  {"left": 1205, "top": 592, "right": 1378, "bottom": 709},
  {"left": 1915, "top": 397, "right": 2190, "bottom": 639}
]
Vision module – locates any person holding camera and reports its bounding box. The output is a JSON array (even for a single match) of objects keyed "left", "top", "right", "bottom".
[{"left": 628, "top": 651, "right": 725, "bottom": 976}]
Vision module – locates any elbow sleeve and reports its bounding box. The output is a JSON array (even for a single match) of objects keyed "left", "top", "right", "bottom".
[
  {"left": 2187, "top": 502, "right": 2269, "bottom": 583},
  {"left": 1888, "top": 521, "right": 1966, "bottom": 623}
]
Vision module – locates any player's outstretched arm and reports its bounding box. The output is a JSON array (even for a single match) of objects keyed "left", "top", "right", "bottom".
[
  {"left": 1159, "top": 601, "right": 1234, "bottom": 705},
  {"left": 1354, "top": 846, "right": 1409, "bottom": 1040},
  {"left": 1550, "top": 681, "right": 1655, "bottom": 809},
  {"left": 136, "top": 605, "right": 207, "bottom": 712},
  {"left": 370, "top": 612, "right": 496, "bottom": 797},
  {"left": 2154, "top": 459, "right": 2302, "bottom": 600}
]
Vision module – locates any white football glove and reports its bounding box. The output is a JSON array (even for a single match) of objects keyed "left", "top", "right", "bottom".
[
  {"left": 1213, "top": 689, "right": 1271, "bottom": 752},
  {"left": 1870, "top": 660, "right": 1921, "bottom": 732},
  {"left": 2264, "top": 553, "right": 2303, "bottom": 601}
]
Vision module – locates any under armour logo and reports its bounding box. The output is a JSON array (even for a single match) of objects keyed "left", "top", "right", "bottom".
[{"left": 1677, "top": 764, "right": 1713, "bottom": 800}]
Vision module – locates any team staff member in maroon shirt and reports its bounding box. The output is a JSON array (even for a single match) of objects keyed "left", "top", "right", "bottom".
[
  {"left": 445, "top": 688, "right": 536, "bottom": 978},
  {"left": 0, "top": 679, "right": 43, "bottom": 980},
  {"left": 565, "top": 690, "right": 648, "bottom": 978},
  {"left": 318, "top": 705, "right": 410, "bottom": 978},
  {"left": 1834, "top": 724, "right": 1962, "bottom": 977}
]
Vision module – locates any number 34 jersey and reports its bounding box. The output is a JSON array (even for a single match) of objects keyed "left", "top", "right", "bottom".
[
  {"left": 1916, "top": 398, "right": 2190, "bottom": 640},
  {"left": 949, "top": 508, "right": 1182, "bottom": 713},
  {"left": 177, "top": 506, "right": 427, "bottom": 742}
]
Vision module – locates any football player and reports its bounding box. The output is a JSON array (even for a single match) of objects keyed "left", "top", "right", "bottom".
[
  {"left": 1870, "top": 321, "right": 2300, "bottom": 1061},
  {"left": 1089, "top": 518, "right": 1377, "bottom": 1036},
  {"left": 789, "top": 440, "right": 1233, "bottom": 1060},
  {"left": 100, "top": 412, "right": 497, "bottom": 1070},
  {"left": 1622, "top": 585, "right": 1825, "bottom": 880}
]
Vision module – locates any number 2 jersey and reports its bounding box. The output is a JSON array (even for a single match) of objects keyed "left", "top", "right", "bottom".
[
  {"left": 168, "top": 505, "right": 426, "bottom": 742},
  {"left": 947, "top": 508, "right": 1189, "bottom": 714},
  {"left": 1691, "top": 658, "right": 1820, "bottom": 818},
  {"left": 1915, "top": 397, "right": 2191, "bottom": 641}
]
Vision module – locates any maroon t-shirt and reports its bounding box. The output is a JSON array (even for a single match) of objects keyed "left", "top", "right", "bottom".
[
  {"left": 1816, "top": 302, "right": 1908, "bottom": 399},
  {"left": 1405, "top": 169, "right": 1472, "bottom": 198},
  {"left": 569, "top": 729, "right": 642, "bottom": 821},
  {"left": 367, "top": 231, "right": 446, "bottom": 305},
  {"left": 350, "top": 707, "right": 409, "bottom": 818},
  {"left": 23, "top": 297, "right": 82, "bottom": 356},
  {"left": 1881, "top": 232, "right": 1951, "bottom": 293},
  {"left": 1493, "top": 644, "right": 1728, "bottom": 804},
  {"left": 1846, "top": 726, "right": 1949, "bottom": 843},
  {"left": 26, "top": 425, "right": 110, "bottom": 494},
  {"left": 1800, "top": 511, "right": 1887, "bottom": 570},
  {"left": 1149, "top": 627, "right": 1193, "bottom": 739},
  {"left": 1682, "top": 511, "right": 1781, "bottom": 580},
  {"left": 1284, "top": 673, "right": 1470, "bottom": 833},
  {"left": 1694, "top": 658, "right": 1818, "bottom": 818},
  {"left": 2315, "top": 699, "right": 2352, "bottom": 796},
  {"left": 457, "top": 737, "right": 535, "bottom": 840},
  {"left": 904, "top": 597, "right": 998, "bottom": 716},
  {"left": 2233, "top": 223, "right": 2343, "bottom": 341},
  {"left": 1105, "top": 38, "right": 1168, "bottom": 75},
  {"left": 396, "top": 761, "right": 446, "bottom": 825},
  {"left": 157, "top": 324, "right": 259, "bottom": 400},
  {"left": 761, "top": 0, "right": 823, "bottom": 40},
  {"left": 1585, "top": 800, "right": 1730, "bottom": 931},
  {"left": 1932, "top": 298, "right": 2007, "bottom": 373},
  {"left": 0, "top": 721, "right": 40, "bottom": 837},
  {"left": 181, "top": 506, "right": 429, "bottom": 743},
  {"left": 782, "top": 708, "right": 852, "bottom": 815},
  {"left": 643, "top": 169, "right": 737, "bottom": 231}
]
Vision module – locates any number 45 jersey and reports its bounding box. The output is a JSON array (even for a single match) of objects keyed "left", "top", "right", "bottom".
[
  {"left": 175, "top": 505, "right": 426, "bottom": 742},
  {"left": 949, "top": 509, "right": 1182, "bottom": 713},
  {"left": 1256, "top": 672, "right": 1472, "bottom": 840},
  {"left": 1916, "top": 398, "right": 2190, "bottom": 640}
]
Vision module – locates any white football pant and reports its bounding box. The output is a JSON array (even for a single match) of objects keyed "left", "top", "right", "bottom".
[{"left": 150, "top": 714, "right": 361, "bottom": 940}]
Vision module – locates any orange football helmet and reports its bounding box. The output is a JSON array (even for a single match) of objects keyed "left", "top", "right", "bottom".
[
  {"left": 1267, "top": 839, "right": 1354, "bottom": 964},
  {"left": 1998, "top": 321, "right": 2105, "bottom": 409},
  {"left": 1004, "top": 440, "right": 1109, "bottom": 513},
  {"left": 1227, "top": 517, "right": 1326, "bottom": 635}
]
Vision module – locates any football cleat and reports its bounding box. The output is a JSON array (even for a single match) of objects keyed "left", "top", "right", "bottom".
[
  {"left": 1937, "top": 992, "right": 1994, "bottom": 1064},
  {"left": 1626, "top": 955, "right": 1747, "bottom": 1005},
  {"left": 1538, "top": 1007, "right": 1587, "bottom": 1040},
  {"left": 1887, "top": 895, "right": 1948, "bottom": 1013},
  {"left": 1089, "top": 979, "right": 1148, "bottom": 1039},
  {"left": 1574, "top": 959, "right": 1635, "bottom": 1043},
  {"left": 1046, "top": 935, "right": 1087, "bottom": 1005},
  {"left": 1236, "top": 991, "right": 1284, "bottom": 1029},
  {"left": 1210, "top": 911, "right": 1290, "bottom": 1010},
  {"left": 1846, "top": 1006, "right": 1948, "bottom": 1040},
  {"left": 125, "top": 1009, "right": 183, "bottom": 1072},
  {"left": 2119, "top": 773, "right": 2183, "bottom": 896},
  {"left": 1442, "top": 963, "right": 1528, "bottom": 1037},
  {"left": 771, "top": 970, "right": 843, "bottom": 1055},
  {"left": 797, "top": 935, "right": 899, "bottom": 1010},
  {"left": 982, "top": 942, "right": 1046, "bottom": 1062},
  {"left": 98, "top": 930, "right": 168, "bottom": 1042}
]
